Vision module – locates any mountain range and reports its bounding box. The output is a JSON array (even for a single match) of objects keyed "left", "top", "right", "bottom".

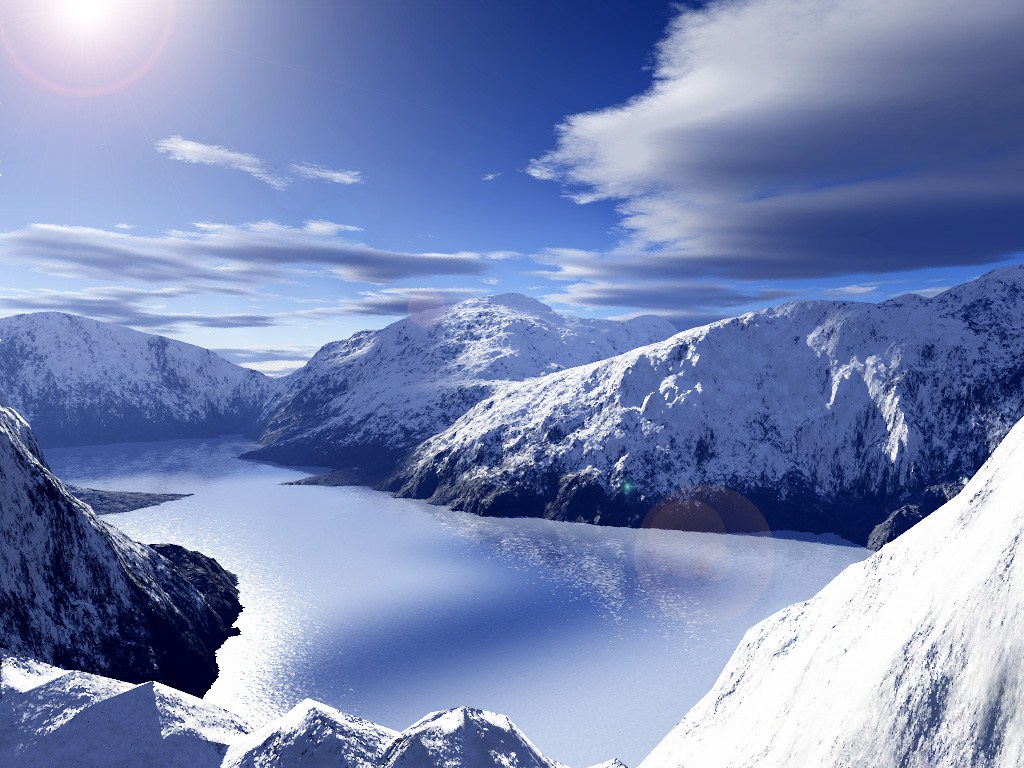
[
  {"left": 246, "top": 294, "right": 674, "bottom": 473},
  {"left": 386, "top": 266, "right": 1024, "bottom": 547}
]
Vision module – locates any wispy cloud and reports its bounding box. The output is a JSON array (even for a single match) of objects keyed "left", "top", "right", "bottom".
[
  {"left": 290, "top": 162, "right": 362, "bottom": 185},
  {"left": 545, "top": 280, "right": 799, "bottom": 328},
  {"left": 0, "top": 221, "right": 488, "bottom": 287},
  {"left": 0, "top": 286, "right": 275, "bottom": 330},
  {"left": 530, "top": 0, "right": 1024, "bottom": 280},
  {"left": 156, "top": 136, "right": 290, "bottom": 190},
  {"left": 482, "top": 172, "right": 501, "bottom": 182},
  {"left": 331, "top": 287, "right": 482, "bottom": 316}
]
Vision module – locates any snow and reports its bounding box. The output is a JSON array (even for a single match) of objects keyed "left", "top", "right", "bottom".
[
  {"left": 639, "top": 414, "right": 1024, "bottom": 768},
  {"left": 390, "top": 266, "right": 1024, "bottom": 545}
]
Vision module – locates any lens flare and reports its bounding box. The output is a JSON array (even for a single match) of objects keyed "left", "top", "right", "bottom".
[
  {"left": 634, "top": 486, "right": 776, "bottom": 625},
  {"left": 0, "top": 0, "right": 174, "bottom": 96}
]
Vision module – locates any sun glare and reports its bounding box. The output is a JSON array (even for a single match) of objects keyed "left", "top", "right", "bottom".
[{"left": 0, "top": 0, "right": 174, "bottom": 95}]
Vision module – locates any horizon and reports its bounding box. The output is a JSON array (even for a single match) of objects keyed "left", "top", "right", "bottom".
[{"left": 2, "top": 0, "right": 1022, "bottom": 375}]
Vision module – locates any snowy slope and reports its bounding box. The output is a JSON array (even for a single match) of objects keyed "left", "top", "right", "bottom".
[
  {"left": 0, "top": 402, "right": 241, "bottom": 696},
  {"left": 248, "top": 295, "right": 674, "bottom": 472},
  {"left": 0, "top": 656, "right": 248, "bottom": 768},
  {"left": 381, "top": 707, "right": 564, "bottom": 768},
  {"left": 638, "top": 413, "right": 1024, "bottom": 768},
  {"left": 388, "top": 267, "right": 1024, "bottom": 546},
  {"left": 0, "top": 312, "right": 277, "bottom": 446}
]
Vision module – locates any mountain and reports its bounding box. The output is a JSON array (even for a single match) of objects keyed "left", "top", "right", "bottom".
[
  {"left": 380, "top": 707, "right": 563, "bottom": 768},
  {"left": 638, "top": 413, "right": 1024, "bottom": 768},
  {"left": 386, "top": 267, "right": 1024, "bottom": 547},
  {"left": 0, "top": 656, "right": 248, "bottom": 768},
  {"left": 0, "top": 312, "right": 276, "bottom": 446},
  {"left": 0, "top": 401, "right": 241, "bottom": 696},
  {"left": 247, "top": 294, "right": 674, "bottom": 473},
  {"left": 223, "top": 699, "right": 397, "bottom": 768}
]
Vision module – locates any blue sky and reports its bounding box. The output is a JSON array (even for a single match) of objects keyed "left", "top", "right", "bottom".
[{"left": 1, "top": 0, "right": 1022, "bottom": 373}]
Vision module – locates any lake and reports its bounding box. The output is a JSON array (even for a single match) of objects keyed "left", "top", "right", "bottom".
[{"left": 47, "top": 437, "right": 869, "bottom": 767}]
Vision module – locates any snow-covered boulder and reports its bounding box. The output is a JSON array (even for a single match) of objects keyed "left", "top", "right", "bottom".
[
  {"left": 223, "top": 699, "right": 397, "bottom": 768},
  {"left": 0, "top": 312, "right": 276, "bottom": 446},
  {"left": 638, "top": 413, "right": 1024, "bottom": 767},
  {"left": 248, "top": 294, "right": 674, "bottom": 473},
  {"left": 0, "top": 403, "right": 241, "bottom": 695},
  {"left": 388, "top": 267, "right": 1024, "bottom": 546}
]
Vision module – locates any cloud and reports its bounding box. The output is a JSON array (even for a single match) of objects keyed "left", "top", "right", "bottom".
[
  {"left": 546, "top": 279, "right": 799, "bottom": 328},
  {"left": 530, "top": 0, "right": 1024, "bottom": 279},
  {"left": 482, "top": 172, "right": 501, "bottom": 182},
  {"left": 156, "top": 136, "right": 290, "bottom": 190},
  {"left": 290, "top": 162, "right": 362, "bottom": 185},
  {"left": 331, "top": 287, "right": 482, "bottom": 316},
  {"left": 826, "top": 284, "right": 879, "bottom": 297},
  {"left": 0, "top": 221, "right": 488, "bottom": 287},
  {"left": 0, "top": 286, "right": 276, "bottom": 330}
]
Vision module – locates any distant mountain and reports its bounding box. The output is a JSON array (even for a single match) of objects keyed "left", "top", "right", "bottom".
[
  {"left": 247, "top": 294, "right": 674, "bottom": 473},
  {"left": 0, "top": 312, "right": 276, "bottom": 447},
  {"left": 638, "top": 413, "right": 1024, "bottom": 768},
  {"left": 387, "top": 267, "right": 1024, "bottom": 547},
  {"left": 0, "top": 401, "right": 241, "bottom": 696}
]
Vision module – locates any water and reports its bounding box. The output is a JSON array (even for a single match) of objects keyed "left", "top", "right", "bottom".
[{"left": 47, "top": 437, "right": 870, "bottom": 767}]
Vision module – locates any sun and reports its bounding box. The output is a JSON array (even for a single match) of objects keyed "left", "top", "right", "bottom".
[
  {"left": 0, "top": 0, "right": 174, "bottom": 95},
  {"left": 57, "top": 0, "right": 118, "bottom": 37}
]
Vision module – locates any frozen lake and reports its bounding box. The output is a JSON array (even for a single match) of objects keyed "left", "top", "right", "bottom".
[{"left": 48, "top": 437, "right": 869, "bottom": 767}]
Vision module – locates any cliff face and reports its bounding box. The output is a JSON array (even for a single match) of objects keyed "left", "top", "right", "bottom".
[{"left": 0, "top": 401, "right": 240, "bottom": 696}]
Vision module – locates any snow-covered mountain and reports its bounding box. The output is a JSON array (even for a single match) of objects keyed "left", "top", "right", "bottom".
[
  {"left": 387, "top": 267, "right": 1024, "bottom": 546},
  {"left": 381, "top": 707, "right": 564, "bottom": 768},
  {"left": 0, "top": 312, "right": 276, "bottom": 447},
  {"left": 0, "top": 402, "right": 241, "bottom": 696},
  {"left": 1, "top": 658, "right": 580, "bottom": 768},
  {"left": 638, "top": 412, "right": 1024, "bottom": 768},
  {"left": 248, "top": 294, "right": 674, "bottom": 473},
  {"left": 223, "top": 699, "right": 396, "bottom": 768}
]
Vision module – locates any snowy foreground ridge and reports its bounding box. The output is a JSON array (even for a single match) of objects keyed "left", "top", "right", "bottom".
[
  {"left": 5, "top": 416, "right": 1024, "bottom": 765},
  {"left": 0, "top": 660, "right": 576, "bottom": 768},
  {"left": 640, "top": 414, "right": 1024, "bottom": 767}
]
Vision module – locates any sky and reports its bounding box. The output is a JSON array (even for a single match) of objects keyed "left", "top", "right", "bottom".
[{"left": 1, "top": 0, "right": 1022, "bottom": 374}]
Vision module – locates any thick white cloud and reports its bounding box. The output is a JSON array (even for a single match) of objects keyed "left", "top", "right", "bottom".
[{"left": 531, "top": 0, "right": 1024, "bottom": 278}]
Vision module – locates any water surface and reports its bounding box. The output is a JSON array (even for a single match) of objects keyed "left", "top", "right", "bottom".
[{"left": 48, "top": 437, "right": 869, "bottom": 767}]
